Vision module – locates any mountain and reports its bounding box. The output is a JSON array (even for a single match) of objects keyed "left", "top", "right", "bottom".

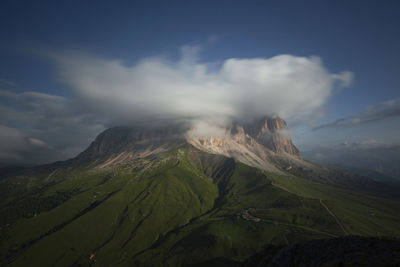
[
  {"left": 303, "top": 143, "right": 400, "bottom": 180},
  {"left": 68, "top": 116, "right": 304, "bottom": 174},
  {"left": 1, "top": 117, "right": 400, "bottom": 266},
  {"left": 244, "top": 116, "right": 300, "bottom": 156},
  {"left": 73, "top": 121, "right": 189, "bottom": 165}
]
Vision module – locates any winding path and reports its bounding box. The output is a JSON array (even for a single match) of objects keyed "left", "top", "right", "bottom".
[
  {"left": 256, "top": 216, "right": 338, "bottom": 238},
  {"left": 319, "top": 199, "right": 348, "bottom": 235},
  {"left": 244, "top": 208, "right": 338, "bottom": 238},
  {"left": 270, "top": 179, "right": 348, "bottom": 236}
]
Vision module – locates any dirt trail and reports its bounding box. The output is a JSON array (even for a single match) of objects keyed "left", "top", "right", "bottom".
[
  {"left": 269, "top": 180, "right": 348, "bottom": 236},
  {"left": 283, "top": 234, "right": 289, "bottom": 245},
  {"left": 319, "top": 199, "right": 348, "bottom": 235},
  {"left": 258, "top": 217, "right": 338, "bottom": 237},
  {"left": 244, "top": 209, "right": 338, "bottom": 238}
]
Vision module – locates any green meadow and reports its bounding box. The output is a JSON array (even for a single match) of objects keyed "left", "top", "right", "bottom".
[{"left": 1, "top": 146, "right": 400, "bottom": 266}]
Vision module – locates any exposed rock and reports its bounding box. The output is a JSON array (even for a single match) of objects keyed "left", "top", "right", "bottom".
[
  {"left": 245, "top": 116, "right": 300, "bottom": 156},
  {"left": 69, "top": 116, "right": 303, "bottom": 171},
  {"left": 187, "top": 117, "right": 302, "bottom": 173},
  {"left": 73, "top": 122, "right": 189, "bottom": 165}
]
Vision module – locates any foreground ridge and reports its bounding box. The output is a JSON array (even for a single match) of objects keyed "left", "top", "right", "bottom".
[{"left": 243, "top": 235, "right": 400, "bottom": 267}]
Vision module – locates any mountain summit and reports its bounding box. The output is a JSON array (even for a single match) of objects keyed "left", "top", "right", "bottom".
[
  {"left": 74, "top": 121, "right": 189, "bottom": 165},
  {"left": 74, "top": 116, "right": 302, "bottom": 172},
  {"left": 245, "top": 116, "right": 300, "bottom": 156}
]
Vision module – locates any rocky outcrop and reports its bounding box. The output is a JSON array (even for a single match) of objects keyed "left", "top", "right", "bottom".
[
  {"left": 186, "top": 117, "right": 302, "bottom": 173},
  {"left": 72, "top": 116, "right": 300, "bottom": 170},
  {"left": 245, "top": 116, "right": 300, "bottom": 156}
]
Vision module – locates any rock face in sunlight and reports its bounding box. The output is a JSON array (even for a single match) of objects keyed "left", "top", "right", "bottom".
[
  {"left": 245, "top": 116, "right": 300, "bottom": 156},
  {"left": 187, "top": 116, "right": 303, "bottom": 173}
]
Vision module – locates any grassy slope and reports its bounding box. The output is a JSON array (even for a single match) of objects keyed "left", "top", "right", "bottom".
[
  {"left": 0, "top": 146, "right": 400, "bottom": 266},
  {"left": 267, "top": 173, "right": 400, "bottom": 237}
]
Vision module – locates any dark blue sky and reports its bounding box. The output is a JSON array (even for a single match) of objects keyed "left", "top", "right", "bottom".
[
  {"left": 2, "top": 1, "right": 400, "bottom": 108},
  {"left": 1, "top": 0, "right": 400, "bottom": 164}
]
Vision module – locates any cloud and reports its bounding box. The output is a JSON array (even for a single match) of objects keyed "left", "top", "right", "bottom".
[
  {"left": 186, "top": 117, "right": 230, "bottom": 138},
  {"left": 0, "top": 125, "right": 51, "bottom": 163},
  {"left": 51, "top": 47, "right": 352, "bottom": 125},
  {"left": 0, "top": 79, "right": 17, "bottom": 88},
  {"left": 0, "top": 46, "right": 353, "bottom": 164},
  {"left": 314, "top": 99, "right": 400, "bottom": 130},
  {"left": 0, "top": 90, "right": 105, "bottom": 164}
]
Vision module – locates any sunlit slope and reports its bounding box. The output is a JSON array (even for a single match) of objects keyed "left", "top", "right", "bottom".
[
  {"left": 2, "top": 150, "right": 218, "bottom": 266},
  {"left": 1, "top": 146, "right": 400, "bottom": 266}
]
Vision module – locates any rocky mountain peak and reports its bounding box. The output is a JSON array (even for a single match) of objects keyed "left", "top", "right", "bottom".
[
  {"left": 245, "top": 116, "right": 287, "bottom": 137},
  {"left": 74, "top": 122, "right": 189, "bottom": 164},
  {"left": 245, "top": 116, "right": 300, "bottom": 156},
  {"left": 73, "top": 116, "right": 300, "bottom": 170}
]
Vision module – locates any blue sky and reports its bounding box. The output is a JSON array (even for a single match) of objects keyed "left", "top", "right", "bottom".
[{"left": 1, "top": 0, "right": 400, "bottom": 164}]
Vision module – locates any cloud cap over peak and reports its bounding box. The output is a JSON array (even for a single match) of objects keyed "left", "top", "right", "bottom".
[
  {"left": 0, "top": 47, "right": 353, "bottom": 165},
  {"left": 52, "top": 48, "right": 352, "bottom": 124}
]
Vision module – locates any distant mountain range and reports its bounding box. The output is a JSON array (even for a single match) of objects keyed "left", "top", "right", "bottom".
[
  {"left": 1, "top": 117, "right": 400, "bottom": 266},
  {"left": 303, "top": 143, "right": 400, "bottom": 180}
]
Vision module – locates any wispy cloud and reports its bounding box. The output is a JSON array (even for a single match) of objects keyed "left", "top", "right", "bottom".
[
  {"left": 0, "top": 79, "right": 17, "bottom": 88},
  {"left": 0, "top": 125, "right": 50, "bottom": 162},
  {"left": 0, "top": 90, "right": 105, "bottom": 164},
  {"left": 314, "top": 99, "right": 400, "bottom": 130}
]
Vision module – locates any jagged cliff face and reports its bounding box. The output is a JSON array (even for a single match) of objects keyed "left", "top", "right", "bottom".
[
  {"left": 245, "top": 116, "right": 300, "bottom": 156},
  {"left": 186, "top": 116, "right": 301, "bottom": 173},
  {"left": 187, "top": 123, "right": 281, "bottom": 173},
  {"left": 74, "top": 116, "right": 301, "bottom": 171},
  {"left": 187, "top": 117, "right": 299, "bottom": 156}
]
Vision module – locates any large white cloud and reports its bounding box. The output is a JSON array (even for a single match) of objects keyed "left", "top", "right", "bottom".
[
  {"left": 0, "top": 47, "right": 353, "bottom": 164},
  {"left": 52, "top": 47, "right": 352, "bottom": 124}
]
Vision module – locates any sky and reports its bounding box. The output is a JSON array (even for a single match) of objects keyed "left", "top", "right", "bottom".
[{"left": 1, "top": 0, "right": 400, "bottom": 166}]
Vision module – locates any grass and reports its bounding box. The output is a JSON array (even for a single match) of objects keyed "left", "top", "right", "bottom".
[
  {"left": 1, "top": 146, "right": 400, "bottom": 266},
  {"left": 267, "top": 173, "right": 400, "bottom": 237}
]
